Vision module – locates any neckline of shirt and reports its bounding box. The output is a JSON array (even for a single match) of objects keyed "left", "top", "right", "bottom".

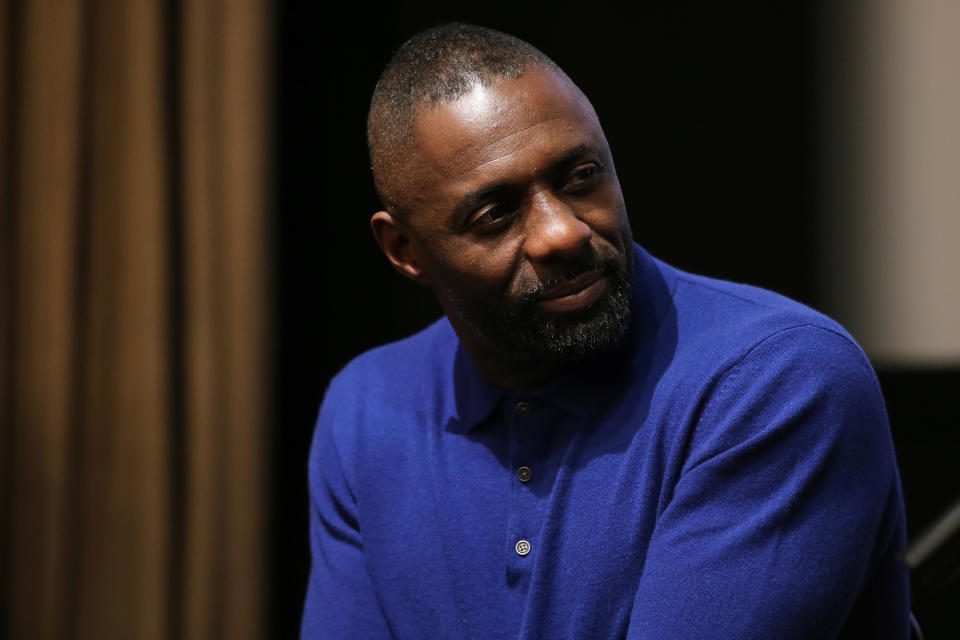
[{"left": 445, "top": 243, "right": 678, "bottom": 433}]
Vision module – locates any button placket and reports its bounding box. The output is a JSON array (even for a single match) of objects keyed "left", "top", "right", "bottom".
[
  {"left": 514, "top": 401, "right": 534, "bottom": 485},
  {"left": 505, "top": 396, "right": 542, "bottom": 582}
]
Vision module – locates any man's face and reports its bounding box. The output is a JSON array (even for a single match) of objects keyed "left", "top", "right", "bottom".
[{"left": 395, "top": 67, "right": 634, "bottom": 366}]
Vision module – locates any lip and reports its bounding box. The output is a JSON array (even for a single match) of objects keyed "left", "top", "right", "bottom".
[{"left": 534, "top": 270, "right": 607, "bottom": 312}]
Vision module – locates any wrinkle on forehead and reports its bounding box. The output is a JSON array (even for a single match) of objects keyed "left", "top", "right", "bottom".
[
  {"left": 455, "top": 120, "right": 576, "bottom": 177},
  {"left": 412, "top": 72, "right": 600, "bottom": 177}
]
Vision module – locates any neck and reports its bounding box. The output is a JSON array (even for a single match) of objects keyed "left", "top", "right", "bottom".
[
  {"left": 442, "top": 312, "right": 560, "bottom": 389},
  {"left": 462, "top": 346, "right": 559, "bottom": 390}
]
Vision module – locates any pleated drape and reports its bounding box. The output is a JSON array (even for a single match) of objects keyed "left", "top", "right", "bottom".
[{"left": 0, "top": 1, "right": 271, "bottom": 638}]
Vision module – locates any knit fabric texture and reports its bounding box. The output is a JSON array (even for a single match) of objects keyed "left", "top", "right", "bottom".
[{"left": 301, "top": 245, "right": 910, "bottom": 639}]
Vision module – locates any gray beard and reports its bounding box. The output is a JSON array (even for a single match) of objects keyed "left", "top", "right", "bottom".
[{"left": 444, "top": 254, "right": 633, "bottom": 367}]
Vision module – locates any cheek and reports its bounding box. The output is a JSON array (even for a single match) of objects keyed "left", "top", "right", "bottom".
[
  {"left": 425, "top": 239, "right": 522, "bottom": 299},
  {"left": 588, "top": 190, "right": 632, "bottom": 247},
  {"left": 579, "top": 202, "right": 630, "bottom": 249}
]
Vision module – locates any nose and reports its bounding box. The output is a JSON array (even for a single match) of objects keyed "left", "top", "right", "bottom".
[{"left": 523, "top": 190, "right": 592, "bottom": 262}]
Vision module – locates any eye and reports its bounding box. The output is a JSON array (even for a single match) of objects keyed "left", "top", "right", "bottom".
[
  {"left": 468, "top": 202, "right": 519, "bottom": 232},
  {"left": 562, "top": 163, "right": 602, "bottom": 194}
]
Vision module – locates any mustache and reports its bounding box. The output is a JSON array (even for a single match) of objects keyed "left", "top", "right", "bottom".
[{"left": 515, "top": 255, "right": 622, "bottom": 306}]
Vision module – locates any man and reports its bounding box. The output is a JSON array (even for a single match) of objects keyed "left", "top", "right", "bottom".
[{"left": 302, "top": 23, "right": 910, "bottom": 639}]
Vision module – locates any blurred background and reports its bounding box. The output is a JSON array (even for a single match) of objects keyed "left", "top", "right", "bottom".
[{"left": 2, "top": 0, "right": 958, "bottom": 638}]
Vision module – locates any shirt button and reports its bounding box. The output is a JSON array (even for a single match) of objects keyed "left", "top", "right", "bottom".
[
  {"left": 515, "top": 401, "right": 532, "bottom": 417},
  {"left": 515, "top": 539, "right": 531, "bottom": 556},
  {"left": 517, "top": 466, "right": 532, "bottom": 483}
]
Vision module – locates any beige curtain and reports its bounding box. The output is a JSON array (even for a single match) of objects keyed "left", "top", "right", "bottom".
[
  {"left": 0, "top": 0, "right": 271, "bottom": 638},
  {"left": 820, "top": 0, "right": 960, "bottom": 365}
]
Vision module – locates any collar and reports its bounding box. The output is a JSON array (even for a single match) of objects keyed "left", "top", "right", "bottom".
[{"left": 446, "top": 243, "right": 677, "bottom": 434}]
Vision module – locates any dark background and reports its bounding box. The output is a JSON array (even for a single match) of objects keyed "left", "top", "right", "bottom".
[{"left": 274, "top": 2, "right": 959, "bottom": 636}]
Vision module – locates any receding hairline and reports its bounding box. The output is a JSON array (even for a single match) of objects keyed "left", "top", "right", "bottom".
[{"left": 366, "top": 24, "right": 573, "bottom": 218}]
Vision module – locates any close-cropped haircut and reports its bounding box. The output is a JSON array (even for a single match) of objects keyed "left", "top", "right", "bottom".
[{"left": 367, "top": 23, "right": 569, "bottom": 215}]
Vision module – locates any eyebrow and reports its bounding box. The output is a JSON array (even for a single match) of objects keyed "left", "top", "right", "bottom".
[
  {"left": 456, "top": 182, "right": 514, "bottom": 215},
  {"left": 451, "top": 143, "right": 601, "bottom": 223},
  {"left": 549, "top": 143, "right": 598, "bottom": 173}
]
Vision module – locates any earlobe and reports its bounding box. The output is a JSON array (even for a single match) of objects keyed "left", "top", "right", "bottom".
[{"left": 370, "top": 211, "right": 430, "bottom": 284}]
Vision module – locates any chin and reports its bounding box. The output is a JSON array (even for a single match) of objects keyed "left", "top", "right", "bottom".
[{"left": 455, "top": 267, "right": 633, "bottom": 367}]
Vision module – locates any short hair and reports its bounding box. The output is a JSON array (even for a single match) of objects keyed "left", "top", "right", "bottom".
[{"left": 367, "top": 23, "right": 568, "bottom": 215}]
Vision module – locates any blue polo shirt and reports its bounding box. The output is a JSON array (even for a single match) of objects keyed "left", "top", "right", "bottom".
[{"left": 302, "top": 245, "right": 910, "bottom": 639}]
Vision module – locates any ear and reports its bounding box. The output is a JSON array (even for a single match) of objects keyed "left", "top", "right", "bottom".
[{"left": 370, "top": 211, "right": 431, "bottom": 284}]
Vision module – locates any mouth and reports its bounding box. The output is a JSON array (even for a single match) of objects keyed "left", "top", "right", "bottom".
[{"left": 534, "top": 269, "right": 608, "bottom": 313}]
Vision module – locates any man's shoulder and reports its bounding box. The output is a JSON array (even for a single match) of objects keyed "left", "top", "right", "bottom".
[
  {"left": 310, "top": 317, "right": 460, "bottom": 491},
  {"left": 659, "top": 259, "right": 860, "bottom": 358},
  {"left": 327, "top": 315, "right": 457, "bottom": 401},
  {"left": 313, "top": 316, "right": 459, "bottom": 467}
]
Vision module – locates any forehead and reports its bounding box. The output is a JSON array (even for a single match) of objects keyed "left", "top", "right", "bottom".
[{"left": 405, "top": 68, "right": 608, "bottom": 208}]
